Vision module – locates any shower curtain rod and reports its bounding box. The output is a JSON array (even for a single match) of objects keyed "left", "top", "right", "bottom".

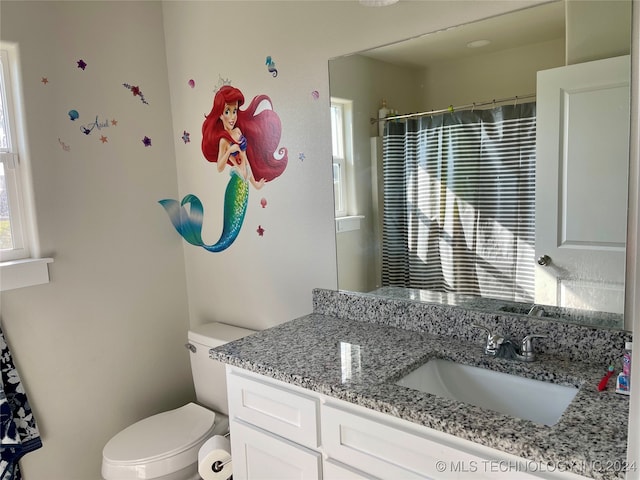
[{"left": 370, "top": 93, "right": 536, "bottom": 124}]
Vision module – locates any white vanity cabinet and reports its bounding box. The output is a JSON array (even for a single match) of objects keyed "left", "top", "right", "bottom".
[
  {"left": 227, "top": 367, "right": 322, "bottom": 479},
  {"left": 226, "top": 366, "right": 588, "bottom": 480}
]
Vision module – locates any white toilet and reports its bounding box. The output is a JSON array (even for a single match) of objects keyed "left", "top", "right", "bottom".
[{"left": 102, "top": 322, "right": 255, "bottom": 480}]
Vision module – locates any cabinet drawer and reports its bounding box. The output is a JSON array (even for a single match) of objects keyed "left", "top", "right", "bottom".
[
  {"left": 228, "top": 369, "right": 320, "bottom": 448},
  {"left": 230, "top": 419, "right": 321, "bottom": 480},
  {"left": 322, "top": 403, "right": 539, "bottom": 480},
  {"left": 323, "top": 458, "right": 379, "bottom": 480}
]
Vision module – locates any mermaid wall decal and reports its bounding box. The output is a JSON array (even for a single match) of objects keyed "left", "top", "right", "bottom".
[{"left": 159, "top": 85, "right": 288, "bottom": 252}]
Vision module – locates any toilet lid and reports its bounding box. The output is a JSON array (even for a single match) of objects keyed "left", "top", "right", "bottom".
[{"left": 102, "top": 403, "right": 216, "bottom": 478}]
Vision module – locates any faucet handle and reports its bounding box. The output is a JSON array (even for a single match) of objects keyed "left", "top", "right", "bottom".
[
  {"left": 472, "top": 324, "right": 504, "bottom": 355},
  {"left": 520, "top": 334, "right": 547, "bottom": 360}
]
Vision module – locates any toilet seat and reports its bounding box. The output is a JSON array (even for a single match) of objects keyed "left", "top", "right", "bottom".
[{"left": 102, "top": 403, "right": 216, "bottom": 480}]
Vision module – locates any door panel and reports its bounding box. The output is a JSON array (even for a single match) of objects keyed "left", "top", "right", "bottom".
[{"left": 535, "top": 55, "right": 630, "bottom": 313}]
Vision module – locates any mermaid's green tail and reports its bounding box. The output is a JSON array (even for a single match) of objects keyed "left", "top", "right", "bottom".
[{"left": 159, "top": 170, "right": 249, "bottom": 252}]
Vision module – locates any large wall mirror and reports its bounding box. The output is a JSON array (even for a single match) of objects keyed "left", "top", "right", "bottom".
[{"left": 329, "top": 0, "right": 633, "bottom": 330}]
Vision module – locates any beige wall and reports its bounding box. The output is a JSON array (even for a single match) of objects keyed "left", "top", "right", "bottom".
[
  {"left": 329, "top": 55, "right": 421, "bottom": 291},
  {"left": 0, "top": 2, "right": 192, "bottom": 479},
  {"left": 566, "top": 0, "right": 632, "bottom": 65},
  {"left": 419, "top": 38, "right": 566, "bottom": 111},
  {"left": 10, "top": 1, "right": 637, "bottom": 479}
]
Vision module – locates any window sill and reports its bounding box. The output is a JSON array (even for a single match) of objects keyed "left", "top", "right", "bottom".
[
  {"left": 0, "top": 258, "right": 53, "bottom": 292},
  {"left": 335, "top": 215, "right": 365, "bottom": 233}
]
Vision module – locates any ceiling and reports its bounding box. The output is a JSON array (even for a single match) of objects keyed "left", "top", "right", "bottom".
[{"left": 359, "top": 1, "right": 565, "bottom": 69}]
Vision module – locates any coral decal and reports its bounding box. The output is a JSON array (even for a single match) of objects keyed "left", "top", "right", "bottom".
[
  {"left": 123, "top": 83, "right": 149, "bottom": 105},
  {"left": 159, "top": 85, "right": 287, "bottom": 252}
]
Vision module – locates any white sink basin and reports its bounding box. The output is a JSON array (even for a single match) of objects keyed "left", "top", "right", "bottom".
[{"left": 395, "top": 358, "right": 578, "bottom": 425}]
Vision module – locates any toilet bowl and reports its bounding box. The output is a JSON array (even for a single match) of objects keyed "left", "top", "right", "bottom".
[
  {"left": 101, "top": 322, "right": 254, "bottom": 480},
  {"left": 102, "top": 403, "right": 226, "bottom": 480}
]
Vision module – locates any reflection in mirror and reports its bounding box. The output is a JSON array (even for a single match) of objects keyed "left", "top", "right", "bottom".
[{"left": 329, "top": 0, "right": 632, "bottom": 330}]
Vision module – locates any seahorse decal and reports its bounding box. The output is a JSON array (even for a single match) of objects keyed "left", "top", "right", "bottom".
[{"left": 265, "top": 56, "right": 278, "bottom": 77}]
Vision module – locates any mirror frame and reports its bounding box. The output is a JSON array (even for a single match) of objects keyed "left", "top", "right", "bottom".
[{"left": 624, "top": 1, "right": 638, "bottom": 466}]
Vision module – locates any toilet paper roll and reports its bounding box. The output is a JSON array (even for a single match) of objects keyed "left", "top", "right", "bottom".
[{"left": 198, "top": 435, "right": 232, "bottom": 480}]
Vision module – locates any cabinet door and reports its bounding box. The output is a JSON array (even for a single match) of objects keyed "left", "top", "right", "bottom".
[{"left": 230, "top": 419, "right": 321, "bottom": 480}]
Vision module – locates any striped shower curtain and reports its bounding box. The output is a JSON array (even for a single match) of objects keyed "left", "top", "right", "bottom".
[{"left": 381, "top": 103, "right": 536, "bottom": 302}]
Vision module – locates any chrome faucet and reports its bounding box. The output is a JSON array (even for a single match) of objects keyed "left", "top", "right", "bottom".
[
  {"left": 472, "top": 325, "right": 546, "bottom": 362},
  {"left": 472, "top": 324, "right": 504, "bottom": 356},
  {"left": 527, "top": 304, "right": 546, "bottom": 317},
  {"left": 518, "top": 334, "right": 547, "bottom": 362}
]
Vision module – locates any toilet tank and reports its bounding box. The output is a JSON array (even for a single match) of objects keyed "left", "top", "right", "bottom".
[{"left": 187, "top": 322, "right": 255, "bottom": 415}]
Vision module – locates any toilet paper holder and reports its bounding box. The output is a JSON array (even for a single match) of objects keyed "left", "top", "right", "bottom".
[
  {"left": 211, "top": 459, "right": 230, "bottom": 473},
  {"left": 211, "top": 432, "right": 231, "bottom": 473}
]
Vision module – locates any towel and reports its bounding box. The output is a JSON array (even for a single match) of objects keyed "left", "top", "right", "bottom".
[{"left": 0, "top": 327, "right": 42, "bottom": 480}]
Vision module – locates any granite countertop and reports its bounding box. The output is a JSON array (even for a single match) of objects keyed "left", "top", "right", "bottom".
[{"left": 211, "top": 313, "right": 631, "bottom": 480}]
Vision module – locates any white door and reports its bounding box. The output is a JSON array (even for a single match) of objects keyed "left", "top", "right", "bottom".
[{"left": 535, "top": 55, "right": 630, "bottom": 313}]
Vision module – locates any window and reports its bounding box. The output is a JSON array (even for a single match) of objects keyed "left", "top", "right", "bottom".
[
  {"left": 0, "top": 43, "right": 51, "bottom": 290},
  {"left": 330, "top": 98, "right": 352, "bottom": 218},
  {"left": 0, "top": 48, "right": 29, "bottom": 261}
]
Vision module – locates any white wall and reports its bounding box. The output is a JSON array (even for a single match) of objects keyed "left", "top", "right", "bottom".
[
  {"left": 0, "top": 2, "right": 192, "bottom": 479},
  {"left": 420, "top": 38, "right": 565, "bottom": 111},
  {"left": 9, "top": 1, "right": 632, "bottom": 479}
]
